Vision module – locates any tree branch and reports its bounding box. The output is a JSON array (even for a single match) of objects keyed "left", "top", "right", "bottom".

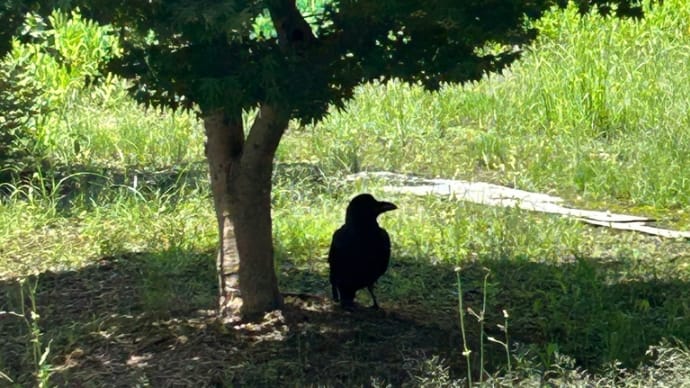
[
  {"left": 267, "top": 0, "right": 316, "bottom": 52},
  {"left": 243, "top": 104, "right": 289, "bottom": 165}
]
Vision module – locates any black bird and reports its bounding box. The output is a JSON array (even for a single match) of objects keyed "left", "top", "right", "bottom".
[{"left": 328, "top": 193, "right": 397, "bottom": 309}]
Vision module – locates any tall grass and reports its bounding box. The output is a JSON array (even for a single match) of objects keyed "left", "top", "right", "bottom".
[
  {"left": 281, "top": 0, "right": 690, "bottom": 210},
  {"left": 46, "top": 86, "right": 204, "bottom": 168},
  {"left": 0, "top": 170, "right": 215, "bottom": 278}
]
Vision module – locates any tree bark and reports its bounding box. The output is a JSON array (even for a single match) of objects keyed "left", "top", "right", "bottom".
[
  {"left": 203, "top": 1, "right": 311, "bottom": 319},
  {"left": 204, "top": 105, "right": 287, "bottom": 319}
]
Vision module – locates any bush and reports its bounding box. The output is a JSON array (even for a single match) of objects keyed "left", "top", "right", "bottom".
[
  {"left": 0, "top": 48, "right": 48, "bottom": 171},
  {"left": 0, "top": 9, "right": 119, "bottom": 173}
]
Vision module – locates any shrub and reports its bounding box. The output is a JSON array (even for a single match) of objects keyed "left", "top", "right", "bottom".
[
  {"left": 0, "top": 9, "right": 119, "bottom": 173},
  {"left": 0, "top": 47, "right": 48, "bottom": 172}
]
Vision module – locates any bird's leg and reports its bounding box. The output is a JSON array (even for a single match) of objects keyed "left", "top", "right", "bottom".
[
  {"left": 339, "top": 288, "right": 356, "bottom": 310},
  {"left": 340, "top": 299, "right": 356, "bottom": 311},
  {"left": 367, "top": 285, "right": 379, "bottom": 309},
  {"left": 331, "top": 284, "right": 340, "bottom": 302}
]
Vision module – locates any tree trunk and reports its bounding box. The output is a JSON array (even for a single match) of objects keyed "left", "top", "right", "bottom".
[{"left": 204, "top": 105, "right": 287, "bottom": 319}]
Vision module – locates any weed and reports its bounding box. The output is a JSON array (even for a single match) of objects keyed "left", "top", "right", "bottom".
[
  {"left": 455, "top": 266, "right": 473, "bottom": 386},
  {"left": 6, "top": 278, "right": 54, "bottom": 387}
]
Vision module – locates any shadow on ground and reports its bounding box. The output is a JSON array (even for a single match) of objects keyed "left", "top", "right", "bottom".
[
  {"left": 0, "top": 251, "right": 464, "bottom": 387},
  {"left": 1, "top": 246, "right": 689, "bottom": 386}
]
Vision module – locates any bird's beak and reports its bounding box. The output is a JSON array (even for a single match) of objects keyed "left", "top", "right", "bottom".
[{"left": 378, "top": 201, "right": 398, "bottom": 213}]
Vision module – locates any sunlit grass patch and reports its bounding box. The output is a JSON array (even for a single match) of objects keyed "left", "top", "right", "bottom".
[{"left": 282, "top": 0, "right": 690, "bottom": 213}]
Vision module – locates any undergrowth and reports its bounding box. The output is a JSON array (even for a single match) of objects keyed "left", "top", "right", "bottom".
[{"left": 2, "top": 0, "right": 690, "bottom": 386}]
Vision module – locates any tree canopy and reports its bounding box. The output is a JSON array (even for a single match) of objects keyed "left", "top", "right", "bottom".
[{"left": 0, "top": 1, "right": 643, "bottom": 117}]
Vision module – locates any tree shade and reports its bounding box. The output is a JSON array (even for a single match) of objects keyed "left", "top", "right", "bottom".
[{"left": 0, "top": 0, "right": 649, "bottom": 317}]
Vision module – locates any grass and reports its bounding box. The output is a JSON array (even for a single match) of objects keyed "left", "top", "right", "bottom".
[
  {"left": 2, "top": 0, "right": 690, "bottom": 385},
  {"left": 282, "top": 0, "right": 690, "bottom": 213}
]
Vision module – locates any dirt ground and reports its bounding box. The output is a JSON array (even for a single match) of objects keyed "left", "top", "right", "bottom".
[
  {"left": 7, "top": 235, "right": 685, "bottom": 386},
  {"left": 1, "top": 254, "right": 471, "bottom": 387}
]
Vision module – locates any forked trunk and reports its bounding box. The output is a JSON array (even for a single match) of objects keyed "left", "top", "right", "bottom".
[{"left": 204, "top": 105, "right": 287, "bottom": 319}]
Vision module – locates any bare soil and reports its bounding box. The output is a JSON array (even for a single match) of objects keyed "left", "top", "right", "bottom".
[{"left": 1, "top": 254, "right": 468, "bottom": 387}]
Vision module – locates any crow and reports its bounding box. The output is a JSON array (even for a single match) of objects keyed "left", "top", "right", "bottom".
[{"left": 328, "top": 193, "right": 397, "bottom": 309}]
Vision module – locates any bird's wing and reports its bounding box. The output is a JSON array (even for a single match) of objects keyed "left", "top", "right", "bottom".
[
  {"left": 369, "top": 227, "right": 391, "bottom": 279},
  {"left": 328, "top": 226, "right": 347, "bottom": 267},
  {"left": 380, "top": 228, "right": 391, "bottom": 257}
]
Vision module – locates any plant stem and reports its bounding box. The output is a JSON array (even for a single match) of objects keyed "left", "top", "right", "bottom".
[
  {"left": 479, "top": 270, "right": 490, "bottom": 384},
  {"left": 455, "top": 267, "right": 472, "bottom": 386}
]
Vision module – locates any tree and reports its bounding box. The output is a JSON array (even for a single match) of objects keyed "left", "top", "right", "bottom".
[{"left": 0, "top": 0, "right": 645, "bottom": 318}]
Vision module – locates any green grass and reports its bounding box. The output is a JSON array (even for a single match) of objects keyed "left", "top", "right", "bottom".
[
  {"left": 2, "top": 0, "right": 690, "bottom": 386},
  {"left": 43, "top": 80, "right": 205, "bottom": 169},
  {"left": 281, "top": 0, "right": 690, "bottom": 212}
]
